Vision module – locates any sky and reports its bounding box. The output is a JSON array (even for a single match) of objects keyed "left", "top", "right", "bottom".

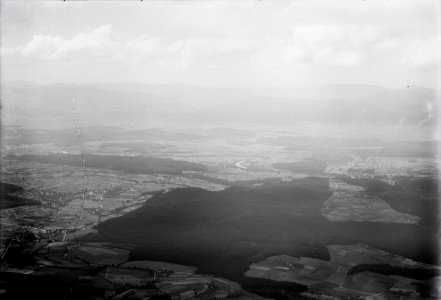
[{"left": 1, "top": 0, "right": 440, "bottom": 89}]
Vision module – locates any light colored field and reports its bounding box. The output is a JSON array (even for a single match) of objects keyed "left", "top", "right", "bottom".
[
  {"left": 320, "top": 179, "right": 420, "bottom": 223},
  {"left": 121, "top": 260, "right": 197, "bottom": 273},
  {"left": 106, "top": 274, "right": 147, "bottom": 286},
  {"left": 44, "top": 241, "right": 70, "bottom": 249},
  {"left": 201, "top": 168, "right": 308, "bottom": 183},
  {"left": 348, "top": 271, "right": 394, "bottom": 293},
  {"left": 71, "top": 244, "right": 130, "bottom": 265},
  {"left": 245, "top": 244, "right": 438, "bottom": 297},
  {"left": 245, "top": 268, "right": 321, "bottom": 286}
]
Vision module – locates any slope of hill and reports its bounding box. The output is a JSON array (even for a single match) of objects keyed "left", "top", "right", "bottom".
[
  {"left": 340, "top": 177, "right": 439, "bottom": 225},
  {"left": 0, "top": 182, "right": 40, "bottom": 209},
  {"left": 84, "top": 177, "right": 439, "bottom": 285},
  {"left": 1, "top": 83, "right": 187, "bottom": 129}
]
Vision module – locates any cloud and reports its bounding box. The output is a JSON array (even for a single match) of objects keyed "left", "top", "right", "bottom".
[
  {"left": 17, "top": 19, "right": 440, "bottom": 72},
  {"left": 21, "top": 25, "right": 117, "bottom": 61},
  {"left": 4, "top": 0, "right": 439, "bottom": 88},
  {"left": 21, "top": 35, "right": 64, "bottom": 60},
  {"left": 401, "top": 36, "right": 441, "bottom": 71},
  {"left": 267, "top": 24, "right": 440, "bottom": 70},
  {"left": 280, "top": 25, "right": 372, "bottom": 67}
]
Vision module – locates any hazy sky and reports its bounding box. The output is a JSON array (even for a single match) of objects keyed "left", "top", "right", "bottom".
[{"left": 1, "top": 0, "right": 440, "bottom": 88}]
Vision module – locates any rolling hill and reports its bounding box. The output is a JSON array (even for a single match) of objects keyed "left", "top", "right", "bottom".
[
  {"left": 2, "top": 82, "right": 438, "bottom": 128},
  {"left": 84, "top": 177, "right": 439, "bottom": 285}
]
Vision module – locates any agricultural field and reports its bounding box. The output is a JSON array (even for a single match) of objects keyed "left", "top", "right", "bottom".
[
  {"left": 0, "top": 148, "right": 226, "bottom": 246},
  {"left": 320, "top": 179, "right": 420, "bottom": 223},
  {"left": 70, "top": 243, "right": 130, "bottom": 266},
  {"left": 121, "top": 261, "right": 197, "bottom": 274},
  {"left": 244, "top": 244, "right": 440, "bottom": 297},
  {"left": 1, "top": 124, "right": 439, "bottom": 299}
]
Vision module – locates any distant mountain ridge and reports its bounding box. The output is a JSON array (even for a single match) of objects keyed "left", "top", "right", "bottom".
[
  {"left": 1, "top": 82, "right": 438, "bottom": 128},
  {"left": 194, "top": 88, "right": 439, "bottom": 125},
  {"left": 1, "top": 83, "right": 186, "bottom": 129}
]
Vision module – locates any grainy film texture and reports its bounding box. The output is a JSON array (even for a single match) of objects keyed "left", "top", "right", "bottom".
[{"left": 0, "top": 1, "right": 440, "bottom": 299}]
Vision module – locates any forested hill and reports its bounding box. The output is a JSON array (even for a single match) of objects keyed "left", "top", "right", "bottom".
[{"left": 84, "top": 177, "right": 439, "bottom": 282}]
